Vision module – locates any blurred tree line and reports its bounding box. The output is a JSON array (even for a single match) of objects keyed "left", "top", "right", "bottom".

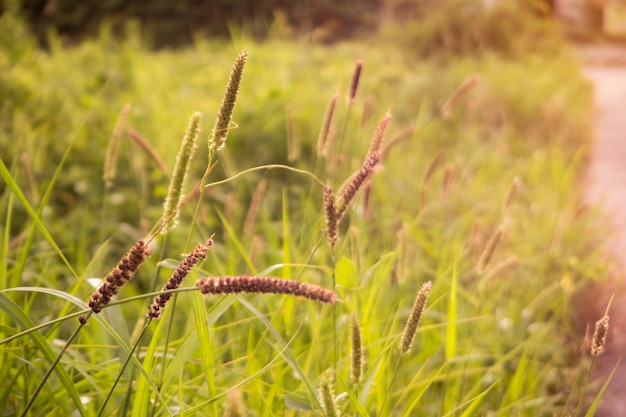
[{"left": 9, "top": 0, "right": 555, "bottom": 49}]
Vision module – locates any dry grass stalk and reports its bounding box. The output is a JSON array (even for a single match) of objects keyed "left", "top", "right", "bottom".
[
  {"left": 336, "top": 151, "right": 381, "bottom": 221},
  {"left": 318, "top": 371, "right": 339, "bottom": 417},
  {"left": 476, "top": 225, "right": 506, "bottom": 273},
  {"left": 127, "top": 128, "right": 169, "bottom": 175},
  {"left": 441, "top": 74, "right": 480, "bottom": 118},
  {"left": 243, "top": 179, "right": 267, "bottom": 237},
  {"left": 209, "top": 50, "right": 248, "bottom": 153},
  {"left": 323, "top": 185, "right": 339, "bottom": 248},
  {"left": 442, "top": 163, "right": 455, "bottom": 200},
  {"left": 103, "top": 103, "right": 132, "bottom": 188},
  {"left": 147, "top": 238, "right": 214, "bottom": 319},
  {"left": 196, "top": 276, "right": 337, "bottom": 304},
  {"left": 381, "top": 124, "right": 416, "bottom": 159},
  {"left": 82, "top": 240, "right": 151, "bottom": 320},
  {"left": 362, "top": 178, "right": 373, "bottom": 220},
  {"left": 317, "top": 93, "right": 338, "bottom": 157},
  {"left": 591, "top": 295, "right": 613, "bottom": 356},
  {"left": 367, "top": 111, "right": 392, "bottom": 157},
  {"left": 361, "top": 96, "right": 373, "bottom": 127},
  {"left": 348, "top": 59, "right": 363, "bottom": 103},
  {"left": 162, "top": 112, "right": 202, "bottom": 232},
  {"left": 350, "top": 313, "right": 365, "bottom": 387},
  {"left": 502, "top": 176, "right": 520, "bottom": 213},
  {"left": 399, "top": 281, "right": 432, "bottom": 354}
]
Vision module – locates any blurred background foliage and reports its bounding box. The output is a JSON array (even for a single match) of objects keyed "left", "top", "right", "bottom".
[{"left": 11, "top": 0, "right": 557, "bottom": 51}]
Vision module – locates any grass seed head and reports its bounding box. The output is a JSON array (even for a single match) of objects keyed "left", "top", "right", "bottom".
[
  {"left": 162, "top": 112, "right": 202, "bottom": 232},
  {"left": 350, "top": 313, "right": 365, "bottom": 387},
  {"left": 367, "top": 111, "right": 391, "bottom": 157},
  {"left": 147, "top": 238, "right": 213, "bottom": 319},
  {"left": 349, "top": 59, "right": 363, "bottom": 103},
  {"left": 336, "top": 151, "right": 381, "bottom": 220},
  {"left": 209, "top": 50, "right": 248, "bottom": 153},
  {"left": 318, "top": 371, "right": 339, "bottom": 417},
  {"left": 317, "top": 93, "right": 338, "bottom": 157},
  {"left": 323, "top": 184, "right": 338, "bottom": 248},
  {"left": 476, "top": 225, "right": 506, "bottom": 274},
  {"left": 399, "top": 280, "right": 432, "bottom": 354},
  {"left": 103, "top": 103, "right": 132, "bottom": 188},
  {"left": 196, "top": 276, "right": 337, "bottom": 304},
  {"left": 591, "top": 295, "right": 613, "bottom": 357},
  {"left": 85, "top": 240, "right": 151, "bottom": 317}
]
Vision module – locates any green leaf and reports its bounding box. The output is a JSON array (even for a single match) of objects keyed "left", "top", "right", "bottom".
[{"left": 335, "top": 256, "right": 358, "bottom": 289}]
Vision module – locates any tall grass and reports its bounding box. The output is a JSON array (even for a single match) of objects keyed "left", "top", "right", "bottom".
[{"left": 0, "top": 14, "right": 614, "bottom": 416}]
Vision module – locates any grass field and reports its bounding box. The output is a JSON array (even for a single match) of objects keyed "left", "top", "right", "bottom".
[{"left": 0, "top": 10, "right": 615, "bottom": 416}]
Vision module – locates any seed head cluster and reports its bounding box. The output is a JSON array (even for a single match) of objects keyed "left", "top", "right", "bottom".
[
  {"left": 399, "top": 281, "right": 433, "bottom": 354},
  {"left": 85, "top": 240, "right": 151, "bottom": 319},
  {"left": 147, "top": 239, "right": 214, "bottom": 319},
  {"left": 336, "top": 151, "right": 381, "bottom": 220},
  {"left": 196, "top": 276, "right": 337, "bottom": 304}
]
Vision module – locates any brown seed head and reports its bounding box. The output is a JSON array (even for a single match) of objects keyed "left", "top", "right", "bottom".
[
  {"left": 196, "top": 276, "right": 337, "bottom": 304},
  {"left": 147, "top": 239, "right": 214, "bottom": 319},
  {"left": 85, "top": 240, "right": 151, "bottom": 317}
]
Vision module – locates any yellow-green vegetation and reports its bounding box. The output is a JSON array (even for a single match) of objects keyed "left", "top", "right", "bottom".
[{"left": 0, "top": 9, "right": 612, "bottom": 417}]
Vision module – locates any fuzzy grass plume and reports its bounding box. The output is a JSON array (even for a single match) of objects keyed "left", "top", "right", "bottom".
[
  {"left": 209, "top": 50, "right": 248, "bottom": 153},
  {"left": 350, "top": 313, "right": 365, "bottom": 387},
  {"left": 196, "top": 276, "right": 337, "bottom": 304},
  {"left": 103, "top": 103, "right": 132, "bottom": 188},
  {"left": 161, "top": 112, "right": 202, "bottom": 232},
  {"left": 399, "top": 281, "right": 432, "bottom": 354},
  {"left": 317, "top": 93, "right": 338, "bottom": 156},
  {"left": 318, "top": 371, "right": 339, "bottom": 417}
]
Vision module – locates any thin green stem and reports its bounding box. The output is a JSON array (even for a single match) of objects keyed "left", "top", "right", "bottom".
[
  {"left": 20, "top": 321, "right": 86, "bottom": 417},
  {"left": 377, "top": 354, "right": 403, "bottom": 417},
  {"left": 98, "top": 322, "right": 150, "bottom": 417},
  {"left": 575, "top": 356, "right": 596, "bottom": 415}
]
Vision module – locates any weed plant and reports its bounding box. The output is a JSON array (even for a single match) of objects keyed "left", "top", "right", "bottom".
[{"left": 0, "top": 12, "right": 615, "bottom": 416}]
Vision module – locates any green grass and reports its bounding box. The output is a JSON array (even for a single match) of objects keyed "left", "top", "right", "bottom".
[{"left": 0, "top": 12, "right": 613, "bottom": 416}]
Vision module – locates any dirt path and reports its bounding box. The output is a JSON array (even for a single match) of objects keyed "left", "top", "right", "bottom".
[{"left": 579, "top": 44, "right": 626, "bottom": 417}]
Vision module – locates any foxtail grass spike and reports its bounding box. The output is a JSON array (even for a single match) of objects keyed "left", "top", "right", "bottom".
[
  {"left": 103, "top": 103, "right": 131, "bottom": 188},
  {"left": 442, "top": 163, "right": 455, "bottom": 199},
  {"left": 591, "top": 295, "right": 613, "bottom": 356},
  {"left": 367, "top": 111, "right": 391, "bottom": 157},
  {"left": 83, "top": 240, "right": 151, "bottom": 318},
  {"left": 196, "top": 276, "right": 337, "bottom": 304},
  {"left": 502, "top": 176, "right": 520, "bottom": 213},
  {"left": 323, "top": 184, "right": 338, "bottom": 248},
  {"left": 399, "top": 281, "right": 432, "bottom": 354},
  {"left": 318, "top": 372, "right": 339, "bottom": 417},
  {"left": 348, "top": 59, "right": 363, "bottom": 103},
  {"left": 476, "top": 225, "right": 506, "bottom": 273},
  {"left": 336, "top": 151, "right": 381, "bottom": 220},
  {"left": 162, "top": 112, "right": 202, "bottom": 232},
  {"left": 317, "top": 93, "right": 338, "bottom": 156},
  {"left": 209, "top": 50, "right": 248, "bottom": 153},
  {"left": 147, "top": 238, "right": 214, "bottom": 319},
  {"left": 350, "top": 313, "right": 364, "bottom": 387},
  {"left": 441, "top": 74, "right": 480, "bottom": 118}
]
